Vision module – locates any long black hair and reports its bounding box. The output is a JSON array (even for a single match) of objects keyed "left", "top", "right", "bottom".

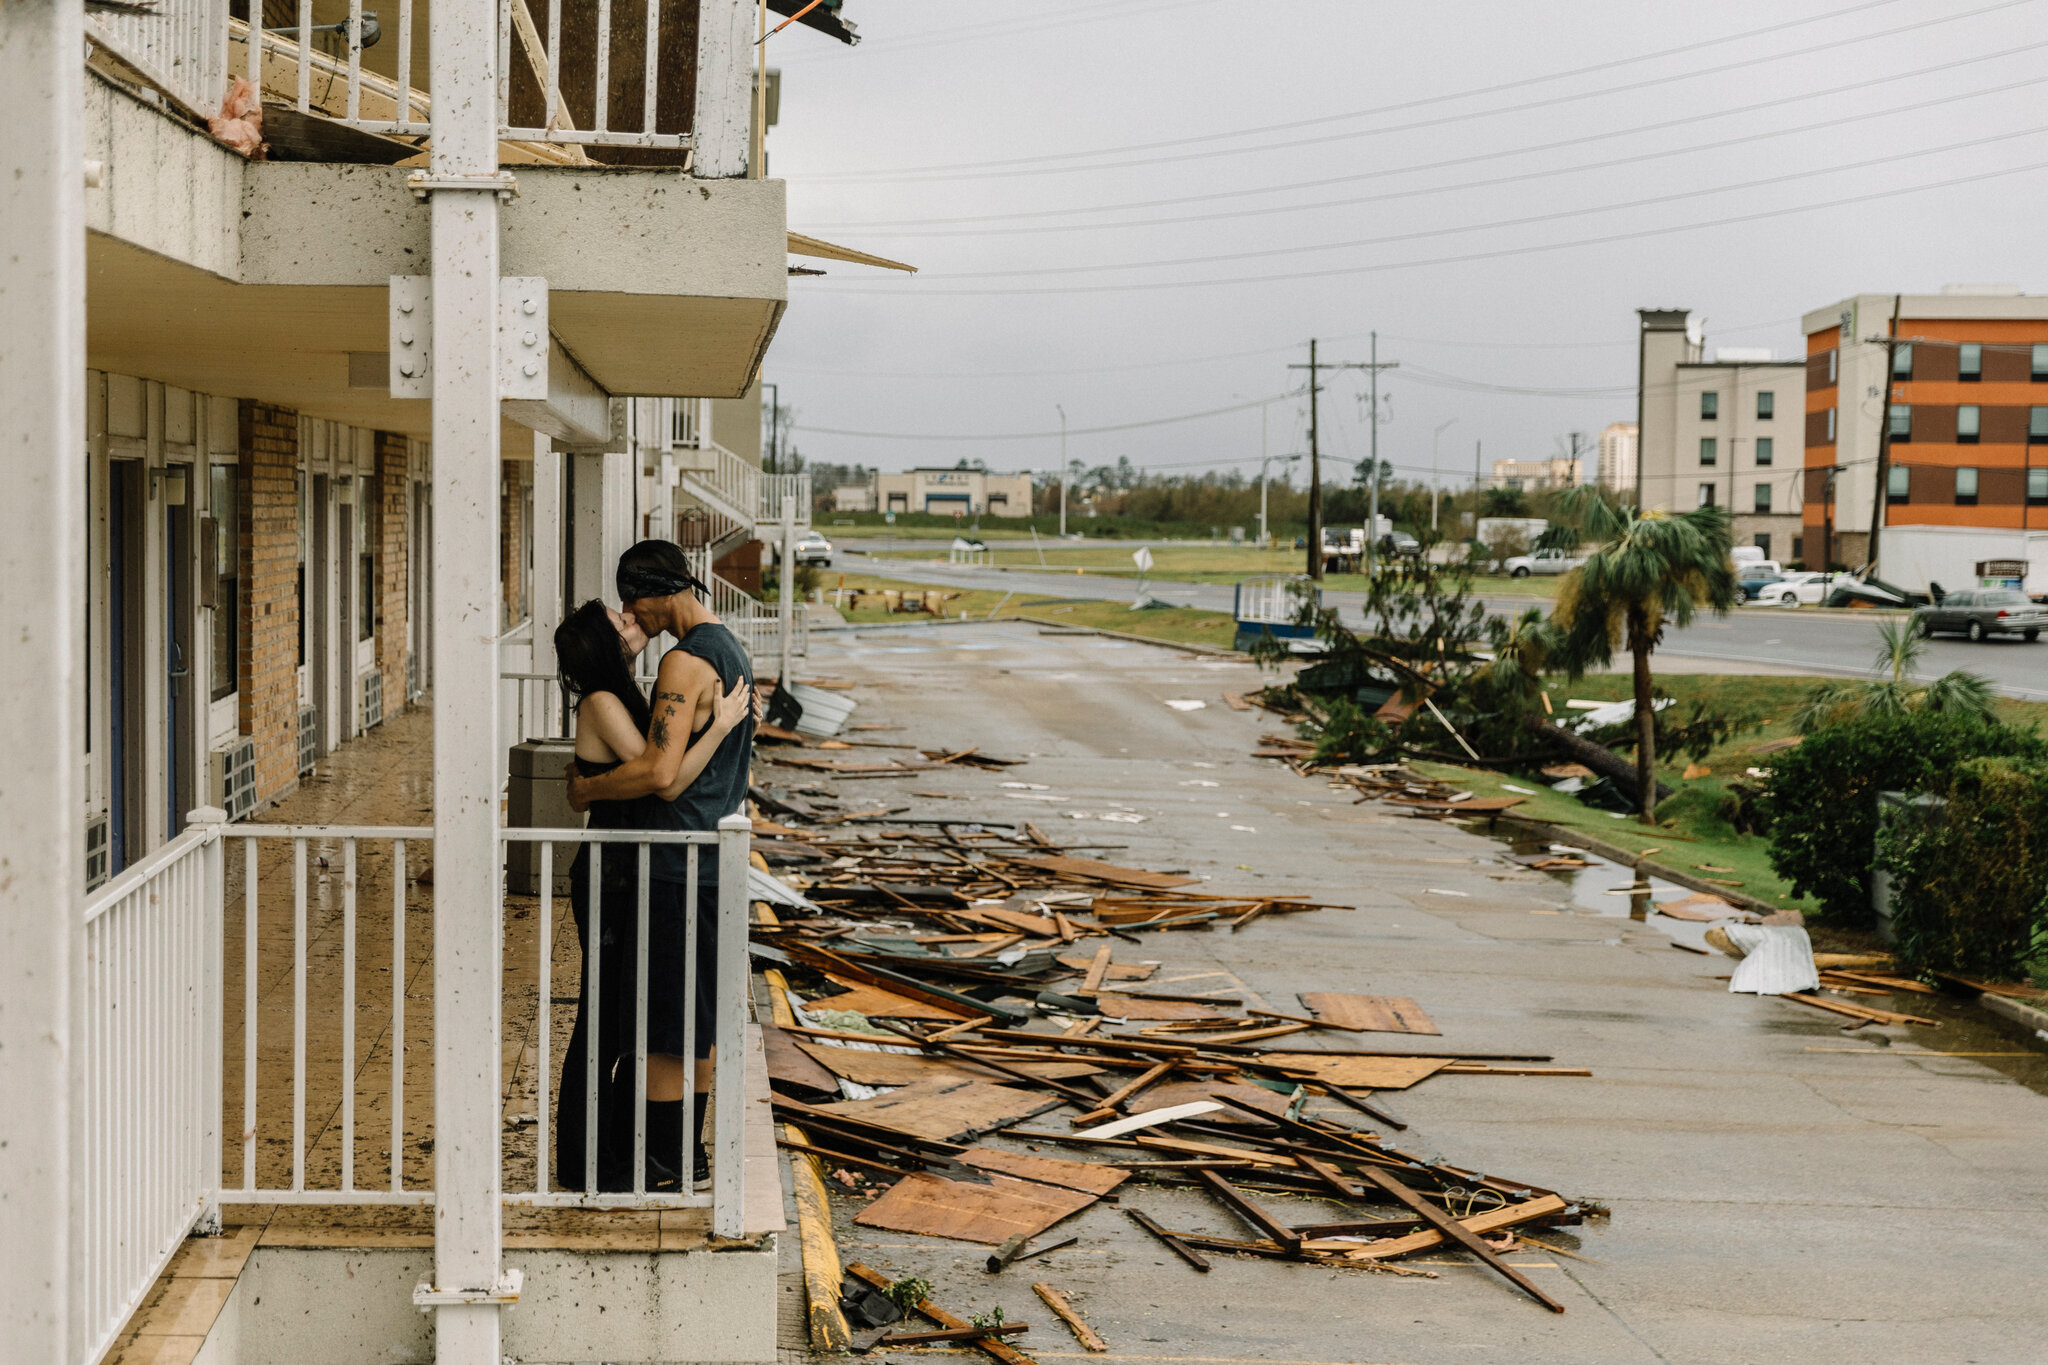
[{"left": 554, "top": 600, "right": 650, "bottom": 732}]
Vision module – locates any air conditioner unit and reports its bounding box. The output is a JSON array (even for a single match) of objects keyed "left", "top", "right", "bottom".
[
  {"left": 363, "top": 671, "right": 385, "bottom": 729},
  {"left": 297, "top": 706, "right": 318, "bottom": 776},
  {"left": 211, "top": 739, "right": 257, "bottom": 821}
]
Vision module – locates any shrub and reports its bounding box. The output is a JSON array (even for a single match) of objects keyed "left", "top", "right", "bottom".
[
  {"left": 1759, "top": 710, "right": 2042, "bottom": 925},
  {"left": 1875, "top": 757, "right": 2048, "bottom": 978}
]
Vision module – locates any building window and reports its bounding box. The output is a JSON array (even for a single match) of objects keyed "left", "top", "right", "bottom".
[
  {"left": 1755, "top": 437, "right": 1774, "bottom": 466},
  {"left": 1957, "top": 405, "right": 1980, "bottom": 444},
  {"left": 1892, "top": 343, "right": 1913, "bottom": 380},
  {"left": 1827, "top": 351, "right": 1838, "bottom": 384},
  {"left": 209, "top": 464, "right": 239, "bottom": 703},
  {"left": 1887, "top": 464, "right": 1910, "bottom": 504},
  {"left": 1753, "top": 533, "right": 1771, "bottom": 559},
  {"left": 360, "top": 548, "right": 375, "bottom": 642},
  {"left": 1959, "top": 343, "right": 1982, "bottom": 381},
  {"left": 1753, "top": 484, "right": 1772, "bottom": 513},
  {"left": 1699, "top": 438, "right": 1718, "bottom": 466},
  {"left": 2030, "top": 468, "right": 2048, "bottom": 505},
  {"left": 1888, "top": 405, "right": 1911, "bottom": 441},
  {"left": 1826, "top": 408, "right": 1837, "bottom": 442},
  {"left": 2034, "top": 343, "right": 2048, "bottom": 380},
  {"left": 1698, "top": 483, "right": 1716, "bottom": 508},
  {"left": 2031, "top": 407, "right": 2048, "bottom": 443},
  {"left": 1756, "top": 391, "right": 1774, "bottom": 420},
  {"left": 1700, "top": 391, "right": 1719, "bottom": 420},
  {"left": 1955, "top": 467, "right": 1979, "bottom": 506}
]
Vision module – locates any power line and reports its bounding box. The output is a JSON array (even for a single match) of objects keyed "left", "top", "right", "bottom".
[
  {"left": 815, "top": 66, "right": 2048, "bottom": 240},
  {"left": 791, "top": 390, "right": 1303, "bottom": 442},
  {"left": 847, "top": 125, "right": 2048, "bottom": 281},
  {"left": 801, "top": 0, "right": 2029, "bottom": 182},
  {"left": 800, "top": 155, "right": 2048, "bottom": 297}
]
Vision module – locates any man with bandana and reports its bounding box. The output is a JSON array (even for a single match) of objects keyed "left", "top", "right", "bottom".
[{"left": 565, "top": 539, "right": 756, "bottom": 1185}]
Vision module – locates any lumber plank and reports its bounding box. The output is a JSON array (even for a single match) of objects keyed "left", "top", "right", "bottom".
[
  {"left": 846, "top": 1263, "right": 1042, "bottom": 1365},
  {"left": 1299, "top": 992, "right": 1441, "bottom": 1036},
  {"left": 1354, "top": 1167, "right": 1565, "bottom": 1312},
  {"left": 1123, "top": 1208, "right": 1210, "bottom": 1271},
  {"left": 854, "top": 1171, "right": 1098, "bottom": 1246},
  {"left": 1033, "top": 1284, "right": 1108, "bottom": 1352}
]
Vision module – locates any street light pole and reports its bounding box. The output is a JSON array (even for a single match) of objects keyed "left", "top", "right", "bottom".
[
  {"left": 1430, "top": 417, "right": 1458, "bottom": 535},
  {"left": 1056, "top": 403, "right": 1067, "bottom": 539}
]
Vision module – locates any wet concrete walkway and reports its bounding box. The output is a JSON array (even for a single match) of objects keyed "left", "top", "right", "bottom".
[{"left": 781, "top": 619, "right": 2048, "bottom": 1365}]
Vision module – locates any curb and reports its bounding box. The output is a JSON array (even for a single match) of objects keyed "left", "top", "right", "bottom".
[
  {"left": 1010, "top": 615, "right": 1249, "bottom": 658},
  {"left": 1977, "top": 991, "right": 2048, "bottom": 1044},
  {"left": 1478, "top": 811, "right": 1796, "bottom": 918}
]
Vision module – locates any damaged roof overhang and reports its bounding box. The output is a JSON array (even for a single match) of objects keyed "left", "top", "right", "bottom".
[
  {"left": 787, "top": 231, "right": 917, "bottom": 274},
  {"left": 769, "top": 0, "right": 859, "bottom": 44}
]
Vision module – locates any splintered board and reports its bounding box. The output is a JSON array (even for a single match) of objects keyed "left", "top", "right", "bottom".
[
  {"left": 1132, "top": 1081, "right": 1294, "bottom": 1124},
  {"left": 816, "top": 1077, "right": 1066, "bottom": 1143},
  {"left": 1092, "top": 993, "right": 1240, "bottom": 1022},
  {"left": 1259, "top": 1053, "right": 1452, "bottom": 1090},
  {"left": 1298, "top": 993, "right": 1440, "bottom": 1036},
  {"left": 854, "top": 1171, "right": 1099, "bottom": 1245},
  {"left": 957, "top": 1147, "right": 1129, "bottom": 1196},
  {"left": 1013, "top": 856, "right": 1201, "bottom": 891},
  {"left": 795, "top": 1042, "right": 1103, "bottom": 1087},
  {"left": 1054, "top": 956, "right": 1158, "bottom": 982},
  {"left": 808, "top": 978, "right": 975, "bottom": 1022}
]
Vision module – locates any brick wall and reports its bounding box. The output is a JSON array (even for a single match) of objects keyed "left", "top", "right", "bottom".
[
  {"left": 501, "top": 459, "right": 530, "bottom": 629},
  {"left": 238, "top": 401, "right": 301, "bottom": 805},
  {"left": 374, "top": 432, "right": 410, "bottom": 707}
]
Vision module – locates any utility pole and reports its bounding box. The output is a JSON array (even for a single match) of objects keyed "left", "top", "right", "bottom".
[
  {"left": 1056, "top": 403, "right": 1067, "bottom": 539},
  {"left": 762, "top": 381, "right": 780, "bottom": 476},
  {"left": 1430, "top": 418, "right": 1458, "bottom": 534},
  {"left": 1289, "top": 339, "right": 1389, "bottom": 580},
  {"left": 1864, "top": 295, "right": 1904, "bottom": 575}
]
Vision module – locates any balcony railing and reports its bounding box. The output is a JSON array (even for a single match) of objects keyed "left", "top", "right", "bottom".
[
  {"left": 89, "top": 0, "right": 717, "bottom": 154},
  {"left": 74, "top": 812, "right": 753, "bottom": 1363}
]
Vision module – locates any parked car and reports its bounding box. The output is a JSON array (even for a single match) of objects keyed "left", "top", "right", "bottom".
[
  {"left": 1501, "top": 548, "right": 1583, "bottom": 578},
  {"left": 1912, "top": 588, "right": 2045, "bottom": 642},
  {"left": 1746, "top": 571, "right": 1835, "bottom": 607},
  {"left": 1379, "top": 530, "right": 1421, "bottom": 558},
  {"left": 792, "top": 532, "right": 834, "bottom": 566},
  {"left": 1734, "top": 561, "right": 1785, "bottom": 600}
]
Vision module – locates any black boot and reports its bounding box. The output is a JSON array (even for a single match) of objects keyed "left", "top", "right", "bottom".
[{"left": 691, "top": 1091, "right": 712, "bottom": 1184}]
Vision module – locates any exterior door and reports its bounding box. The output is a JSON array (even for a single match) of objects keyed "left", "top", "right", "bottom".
[
  {"left": 164, "top": 484, "right": 195, "bottom": 836},
  {"left": 338, "top": 498, "right": 356, "bottom": 737},
  {"left": 311, "top": 474, "right": 332, "bottom": 755},
  {"left": 108, "top": 461, "right": 145, "bottom": 874}
]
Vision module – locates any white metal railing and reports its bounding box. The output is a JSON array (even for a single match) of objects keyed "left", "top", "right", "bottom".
[
  {"left": 214, "top": 0, "right": 696, "bottom": 151},
  {"left": 681, "top": 439, "right": 760, "bottom": 530},
  {"left": 761, "top": 472, "right": 811, "bottom": 526},
  {"left": 88, "top": 0, "right": 231, "bottom": 122},
  {"left": 77, "top": 826, "right": 225, "bottom": 1365},
  {"left": 1234, "top": 573, "right": 1321, "bottom": 625},
  {"left": 503, "top": 822, "right": 750, "bottom": 1218}
]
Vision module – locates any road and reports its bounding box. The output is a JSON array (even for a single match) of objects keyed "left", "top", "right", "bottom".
[
  {"left": 784, "top": 620, "right": 2048, "bottom": 1365},
  {"left": 833, "top": 550, "right": 2048, "bottom": 699}
]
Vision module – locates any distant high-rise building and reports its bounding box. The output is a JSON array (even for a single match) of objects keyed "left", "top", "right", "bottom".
[
  {"left": 1489, "top": 456, "right": 1581, "bottom": 492},
  {"left": 1598, "top": 422, "right": 1638, "bottom": 494}
]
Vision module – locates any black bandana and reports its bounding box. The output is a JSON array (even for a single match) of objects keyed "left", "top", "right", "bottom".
[{"left": 616, "top": 561, "right": 706, "bottom": 604}]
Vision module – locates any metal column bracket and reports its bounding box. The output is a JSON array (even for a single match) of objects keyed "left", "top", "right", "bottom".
[
  {"left": 406, "top": 170, "right": 519, "bottom": 200},
  {"left": 390, "top": 277, "right": 552, "bottom": 401},
  {"left": 413, "top": 1269, "right": 524, "bottom": 1310}
]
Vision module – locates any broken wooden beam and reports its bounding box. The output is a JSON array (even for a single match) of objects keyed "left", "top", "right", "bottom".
[
  {"left": 1195, "top": 1168, "right": 1303, "bottom": 1256},
  {"left": 845, "top": 1263, "right": 1042, "bottom": 1365},
  {"left": 1033, "top": 1284, "right": 1108, "bottom": 1353},
  {"left": 1123, "top": 1207, "right": 1210, "bottom": 1271},
  {"left": 1354, "top": 1167, "right": 1566, "bottom": 1313}
]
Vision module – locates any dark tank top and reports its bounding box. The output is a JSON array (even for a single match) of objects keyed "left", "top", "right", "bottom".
[
  {"left": 566, "top": 755, "right": 673, "bottom": 893},
  {"left": 651, "top": 621, "right": 754, "bottom": 885}
]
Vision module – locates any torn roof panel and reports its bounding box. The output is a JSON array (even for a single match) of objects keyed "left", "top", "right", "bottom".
[{"left": 769, "top": 0, "right": 859, "bottom": 44}]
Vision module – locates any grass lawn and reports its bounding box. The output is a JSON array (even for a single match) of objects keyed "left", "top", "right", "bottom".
[
  {"left": 815, "top": 571, "right": 1241, "bottom": 650},
  {"left": 1408, "top": 674, "right": 2048, "bottom": 917}
]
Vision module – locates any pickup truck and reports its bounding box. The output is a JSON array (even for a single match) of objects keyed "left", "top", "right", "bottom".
[{"left": 1501, "top": 548, "right": 1584, "bottom": 578}]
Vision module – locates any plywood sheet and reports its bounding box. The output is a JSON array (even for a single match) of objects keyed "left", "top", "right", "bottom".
[
  {"left": 817, "top": 1078, "right": 1064, "bottom": 1143},
  {"left": 1298, "top": 992, "right": 1440, "bottom": 1036},
  {"left": 957, "top": 1147, "right": 1128, "bottom": 1196},
  {"left": 1259, "top": 1053, "right": 1451, "bottom": 1091},
  {"left": 763, "top": 1025, "right": 841, "bottom": 1094},
  {"left": 854, "top": 1171, "right": 1098, "bottom": 1245},
  {"left": 809, "top": 979, "right": 974, "bottom": 1022},
  {"left": 1133, "top": 1081, "right": 1293, "bottom": 1124}
]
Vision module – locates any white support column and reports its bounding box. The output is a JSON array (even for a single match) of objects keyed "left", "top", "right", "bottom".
[
  {"left": 692, "top": 0, "right": 756, "bottom": 177},
  {"left": 426, "top": 0, "right": 506, "bottom": 1350},
  {"left": 531, "top": 430, "right": 563, "bottom": 677},
  {"left": 0, "top": 0, "right": 85, "bottom": 1359},
  {"left": 570, "top": 452, "right": 608, "bottom": 605},
  {"left": 777, "top": 496, "right": 795, "bottom": 684}
]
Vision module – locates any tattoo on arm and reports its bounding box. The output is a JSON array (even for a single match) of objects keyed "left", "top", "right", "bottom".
[
  {"left": 654, "top": 689, "right": 688, "bottom": 706},
  {"left": 649, "top": 714, "right": 672, "bottom": 750}
]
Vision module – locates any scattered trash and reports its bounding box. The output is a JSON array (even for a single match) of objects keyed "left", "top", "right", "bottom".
[{"left": 1164, "top": 700, "right": 1207, "bottom": 712}]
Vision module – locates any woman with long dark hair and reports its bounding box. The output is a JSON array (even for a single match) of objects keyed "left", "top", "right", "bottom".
[{"left": 550, "top": 599, "right": 746, "bottom": 1191}]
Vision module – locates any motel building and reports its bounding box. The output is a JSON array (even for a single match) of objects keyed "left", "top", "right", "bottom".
[{"left": 0, "top": 2, "right": 893, "bottom": 1363}]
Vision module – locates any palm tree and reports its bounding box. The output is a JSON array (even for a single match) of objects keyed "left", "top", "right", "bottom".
[
  {"left": 1548, "top": 490, "right": 1738, "bottom": 824},
  {"left": 1793, "top": 616, "right": 1997, "bottom": 731}
]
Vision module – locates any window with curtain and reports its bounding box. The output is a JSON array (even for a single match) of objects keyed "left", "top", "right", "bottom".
[
  {"left": 1957, "top": 405, "right": 1980, "bottom": 444},
  {"left": 1753, "top": 484, "right": 1771, "bottom": 513},
  {"left": 1955, "top": 467, "right": 1979, "bottom": 505},
  {"left": 1700, "top": 391, "right": 1719, "bottom": 420},
  {"left": 1887, "top": 465, "right": 1910, "bottom": 503},
  {"left": 1893, "top": 344, "right": 1914, "bottom": 379},
  {"left": 1699, "top": 438, "right": 1718, "bottom": 466},
  {"left": 1959, "top": 343, "right": 1982, "bottom": 380},
  {"left": 1756, "top": 391, "right": 1774, "bottom": 419},
  {"left": 1755, "top": 437, "right": 1774, "bottom": 466},
  {"left": 1888, "top": 405, "right": 1912, "bottom": 441}
]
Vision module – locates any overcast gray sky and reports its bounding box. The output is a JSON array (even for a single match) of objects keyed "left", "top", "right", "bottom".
[{"left": 760, "top": 0, "right": 2048, "bottom": 489}]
